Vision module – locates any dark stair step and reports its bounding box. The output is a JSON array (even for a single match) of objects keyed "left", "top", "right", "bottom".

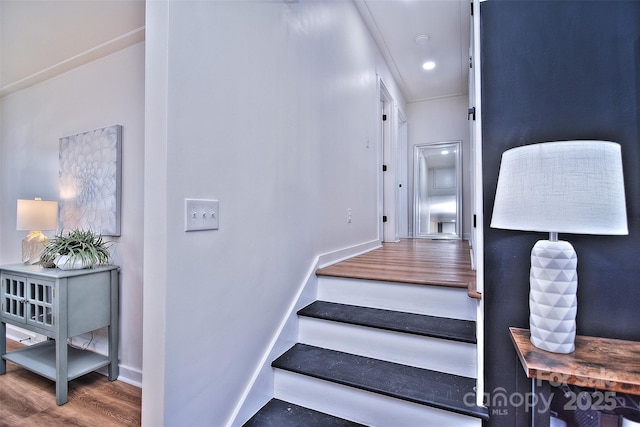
[
  {"left": 243, "top": 398, "right": 366, "bottom": 427},
  {"left": 298, "top": 300, "right": 476, "bottom": 344},
  {"left": 272, "top": 343, "right": 489, "bottom": 421}
]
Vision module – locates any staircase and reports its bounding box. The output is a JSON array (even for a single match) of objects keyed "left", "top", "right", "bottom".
[{"left": 243, "top": 243, "right": 488, "bottom": 427}]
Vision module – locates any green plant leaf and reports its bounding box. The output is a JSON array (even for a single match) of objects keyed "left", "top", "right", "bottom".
[{"left": 39, "top": 228, "right": 113, "bottom": 268}]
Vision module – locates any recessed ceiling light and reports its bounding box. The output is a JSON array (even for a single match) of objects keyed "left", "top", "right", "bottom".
[{"left": 422, "top": 61, "right": 436, "bottom": 71}]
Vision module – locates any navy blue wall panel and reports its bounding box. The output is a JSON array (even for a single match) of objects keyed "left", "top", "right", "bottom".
[{"left": 481, "top": 1, "right": 640, "bottom": 425}]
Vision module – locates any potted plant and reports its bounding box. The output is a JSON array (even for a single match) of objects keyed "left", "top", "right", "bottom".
[{"left": 39, "top": 229, "right": 113, "bottom": 270}]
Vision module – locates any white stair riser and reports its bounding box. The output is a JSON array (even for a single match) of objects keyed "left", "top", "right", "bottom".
[
  {"left": 318, "top": 277, "right": 476, "bottom": 321},
  {"left": 274, "top": 369, "right": 482, "bottom": 427},
  {"left": 298, "top": 317, "right": 477, "bottom": 378}
]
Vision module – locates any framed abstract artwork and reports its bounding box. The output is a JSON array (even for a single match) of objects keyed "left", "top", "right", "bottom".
[{"left": 58, "top": 125, "right": 122, "bottom": 236}]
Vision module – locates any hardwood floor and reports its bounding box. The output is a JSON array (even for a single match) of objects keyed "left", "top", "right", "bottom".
[
  {"left": 1, "top": 339, "right": 141, "bottom": 427},
  {"left": 316, "top": 238, "right": 476, "bottom": 289}
]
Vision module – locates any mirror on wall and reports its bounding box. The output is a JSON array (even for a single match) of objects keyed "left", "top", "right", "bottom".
[{"left": 413, "top": 141, "right": 462, "bottom": 239}]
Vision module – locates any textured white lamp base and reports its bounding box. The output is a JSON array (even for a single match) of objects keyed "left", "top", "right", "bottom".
[
  {"left": 22, "top": 230, "right": 49, "bottom": 265},
  {"left": 529, "top": 239, "right": 578, "bottom": 354}
]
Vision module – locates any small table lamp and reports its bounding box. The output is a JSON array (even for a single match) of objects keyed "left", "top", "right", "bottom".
[
  {"left": 491, "top": 141, "right": 628, "bottom": 353},
  {"left": 17, "top": 198, "right": 58, "bottom": 264}
]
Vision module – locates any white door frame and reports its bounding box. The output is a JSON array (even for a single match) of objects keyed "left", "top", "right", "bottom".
[
  {"left": 378, "top": 78, "right": 399, "bottom": 243},
  {"left": 470, "top": 0, "right": 485, "bottom": 407},
  {"left": 397, "top": 110, "right": 408, "bottom": 238}
]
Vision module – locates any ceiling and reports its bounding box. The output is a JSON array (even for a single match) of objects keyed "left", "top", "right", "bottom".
[
  {"left": 0, "top": 0, "right": 146, "bottom": 96},
  {"left": 355, "top": 0, "right": 471, "bottom": 103},
  {"left": 1, "top": 0, "right": 469, "bottom": 103}
]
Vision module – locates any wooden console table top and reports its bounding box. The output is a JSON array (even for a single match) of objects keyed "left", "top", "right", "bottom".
[{"left": 509, "top": 327, "right": 640, "bottom": 395}]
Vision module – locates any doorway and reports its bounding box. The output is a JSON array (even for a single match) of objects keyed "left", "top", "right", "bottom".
[
  {"left": 379, "top": 79, "right": 403, "bottom": 243},
  {"left": 413, "top": 141, "right": 462, "bottom": 239}
]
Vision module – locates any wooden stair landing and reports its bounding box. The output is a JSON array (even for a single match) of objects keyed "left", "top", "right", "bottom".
[{"left": 316, "top": 239, "right": 479, "bottom": 298}]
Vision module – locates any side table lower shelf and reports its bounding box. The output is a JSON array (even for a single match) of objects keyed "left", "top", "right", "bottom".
[{"left": 3, "top": 340, "right": 110, "bottom": 382}]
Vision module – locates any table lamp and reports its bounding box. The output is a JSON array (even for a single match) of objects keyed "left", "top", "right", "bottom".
[
  {"left": 17, "top": 198, "right": 58, "bottom": 264},
  {"left": 491, "top": 141, "right": 628, "bottom": 353}
]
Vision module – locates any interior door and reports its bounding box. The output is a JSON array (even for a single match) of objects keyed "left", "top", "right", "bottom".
[{"left": 380, "top": 79, "right": 399, "bottom": 243}]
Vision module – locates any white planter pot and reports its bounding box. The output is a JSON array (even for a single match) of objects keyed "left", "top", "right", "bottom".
[{"left": 54, "top": 255, "right": 90, "bottom": 270}]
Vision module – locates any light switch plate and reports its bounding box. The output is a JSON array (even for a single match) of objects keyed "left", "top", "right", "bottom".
[{"left": 185, "top": 199, "right": 219, "bottom": 231}]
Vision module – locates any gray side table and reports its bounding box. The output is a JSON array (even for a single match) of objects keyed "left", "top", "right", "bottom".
[{"left": 0, "top": 264, "right": 119, "bottom": 405}]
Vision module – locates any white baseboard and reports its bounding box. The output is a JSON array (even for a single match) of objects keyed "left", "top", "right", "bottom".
[
  {"left": 6, "top": 325, "right": 142, "bottom": 389},
  {"left": 317, "top": 239, "right": 381, "bottom": 269},
  {"left": 5, "top": 324, "right": 46, "bottom": 344},
  {"left": 225, "top": 239, "right": 382, "bottom": 427},
  {"left": 117, "top": 364, "right": 142, "bottom": 388},
  {"left": 96, "top": 363, "right": 142, "bottom": 388},
  {"left": 225, "top": 260, "right": 319, "bottom": 427}
]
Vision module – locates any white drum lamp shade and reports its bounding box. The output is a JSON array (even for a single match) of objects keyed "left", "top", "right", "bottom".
[
  {"left": 491, "top": 141, "right": 627, "bottom": 353},
  {"left": 17, "top": 198, "right": 58, "bottom": 264}
]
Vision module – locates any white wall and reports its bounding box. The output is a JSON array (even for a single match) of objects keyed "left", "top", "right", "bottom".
[
  {"left": 0, "top": 43, "right": 145, "bottom": 385},
  {"left": 143, "top": 1, "right": 405, "bottom": 426},
  {"left": 407, "top": 95, "right": 471, "bottom": 239}
]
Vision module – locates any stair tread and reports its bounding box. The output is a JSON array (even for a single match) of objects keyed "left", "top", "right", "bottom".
[
  {"left": 298, "top": 301, "right": 476, "bottom": 343},
  {"left": 243, "top": 398, "right": 366, "bottom": 427},
  {"left": 272, "top": 343, "right": 489, "bottom": 420}
]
